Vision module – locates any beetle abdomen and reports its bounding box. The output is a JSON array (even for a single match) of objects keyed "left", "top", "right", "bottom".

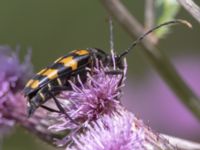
[{"left": 24, "top": 49, "right": 91, "bottom": 97}]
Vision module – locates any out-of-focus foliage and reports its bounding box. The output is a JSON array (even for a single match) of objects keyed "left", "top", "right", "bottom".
[
  {"left": 3, "top": 127, "right": 54, "bottom": 150},
  {"left": 155, "top": 0, "right": 180, "bottom": 37}
]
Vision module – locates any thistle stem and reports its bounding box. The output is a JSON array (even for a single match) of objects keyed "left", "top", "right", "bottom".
[
  {"left": 144, "top": 0, "right": 155, "bottom": 29},
  {"left": 9, "top": 110, "right": 56, "bottom": 147},
  {"left": 100, "top": 0, "right": 200, "bottom": 120},
  {"left": 177, "top": 0, "right": 200, "bottom": 24}
]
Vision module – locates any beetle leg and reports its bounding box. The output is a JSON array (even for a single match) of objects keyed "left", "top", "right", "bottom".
[
  {"left": 104, "top": 70, "right": 123, "bottom": 75},
  {"left": 50, "top": 86, "right": 70, "bottom": 92},
  {"left": 105, "top": 70, "right": 124, "bottom": 87},
  {"left": 40, "top": 105, "right": 60, "bottom": 113},
  {"left": 47, "top": 91, "right": 79, "bottom": 125}
]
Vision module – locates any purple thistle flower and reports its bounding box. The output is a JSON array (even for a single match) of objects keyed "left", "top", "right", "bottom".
[
  {"left": 68, "top": 107, "right": 175, "bottom": 150},
  {"left": 0, "top": 46, "right": 56, "bottom": 145},
  {"left": 0, "top": 46, "right": 32, "bottom": 92},
  {"left": 47, "top": 57, "right": 176, "bottom": 149},
  {"left": 0, "top": 46, "right": 32, "bottom": 135},
  {"left": 48, "top": 59, "right": 127, "bottom": 146},
  {"left": 49, "top": 61, "right": 126, "bottom": 133}
]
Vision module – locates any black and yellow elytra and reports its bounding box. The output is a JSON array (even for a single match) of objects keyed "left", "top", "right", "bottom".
[{"left": 23, "top": 48, "right": 118, "bottom": 116}]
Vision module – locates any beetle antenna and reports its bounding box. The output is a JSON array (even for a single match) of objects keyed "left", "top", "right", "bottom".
[
  {"left": 109, "top": 16, "right": 117, "bottom": 69},
  {"left": 119, "top": 19, "right": 192, "bottom": 59},
  {"left": 109, "top": 17, "right": 114, "bottom": 52}
]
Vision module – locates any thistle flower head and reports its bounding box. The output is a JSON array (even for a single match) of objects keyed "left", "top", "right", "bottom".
[
  {"left": 69, "top": 107, "right": 175, "bottom": 150},
  {"left": 69, "top": 108, "right": 136, "bottom": 150},
  {"left": 45, "top": 52, "right": 177, "bottom": 149},
  {"left": 0, "top": 46, "right": 32, "bottom": 92},
  {"left": 46, "top": 57, "right": 127, "bottom": 147},
  {"left": 0, "top": 46, "right": 32, "bottom": 135},
  {"left": 0, "top": 46, "right": 57, "bottom": 146},
  {"left": 49, "top": 60, "right": 126, "bottom": 132}
]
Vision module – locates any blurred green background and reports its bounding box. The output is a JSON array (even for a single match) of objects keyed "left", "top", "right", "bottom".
[{"left": 1, "top": 0, "right": 200, "bottom": 150}]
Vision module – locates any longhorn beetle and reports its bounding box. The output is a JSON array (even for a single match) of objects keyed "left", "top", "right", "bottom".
[{"left": 24, "top": 19, "right": 189, "bottom": 120}]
